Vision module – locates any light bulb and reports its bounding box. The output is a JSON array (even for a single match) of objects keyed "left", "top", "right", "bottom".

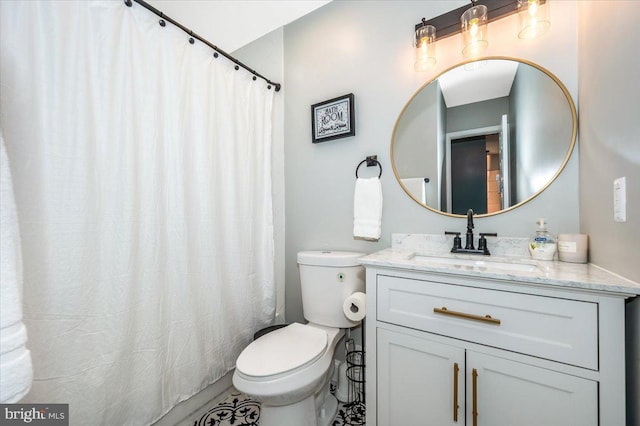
[
  {"left": 470, "top": 18, "right": 479, "bottom": 38},
  {"left": 414, "top": 24, "right": 436, "bottom": 71},
  {"left": 461, "top": 5, "right": 488, "bottom": 58},
  {"left": 518, "top": 0, "right": 550, "bottom": 39}
]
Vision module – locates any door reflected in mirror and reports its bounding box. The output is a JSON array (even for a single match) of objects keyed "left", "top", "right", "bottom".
[{"left": 391, "top": 58, "right": 577, "bottom": 217}]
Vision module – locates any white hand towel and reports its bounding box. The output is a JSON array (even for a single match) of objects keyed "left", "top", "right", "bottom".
[
  {"left": 353, "top": 177, "right": 383, "bottom": 240},
  {"left": 0, "top": 130, "right": 33, "bottom": 403}
]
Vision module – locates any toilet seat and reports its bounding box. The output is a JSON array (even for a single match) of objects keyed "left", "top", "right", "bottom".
[{"left": 236, "top": 323, "right": 328, "bottom": 379}]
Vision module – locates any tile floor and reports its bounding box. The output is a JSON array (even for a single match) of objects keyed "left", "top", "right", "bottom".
[{"left": 190, "top": 384, "right": 365, "bottom": 426}]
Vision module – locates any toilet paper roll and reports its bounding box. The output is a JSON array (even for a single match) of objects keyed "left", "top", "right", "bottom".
[{"left": 343, "top": 292, "right": 366, "bottom": 322}]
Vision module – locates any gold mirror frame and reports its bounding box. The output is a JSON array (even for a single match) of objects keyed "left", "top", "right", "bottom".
[{"left": 391, "top": 56, "right": 578, "bottom": 218}]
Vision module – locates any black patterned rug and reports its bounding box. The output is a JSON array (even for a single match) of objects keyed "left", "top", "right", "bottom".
[
  {"left": 331, "top": 399, "right": 365, "bottom": 425},
  {"left": 193, "top": 392, "right": 259, "bottom": 426},
  {"left": 192, "top": 384, "right": 365, "bottom": 426}
]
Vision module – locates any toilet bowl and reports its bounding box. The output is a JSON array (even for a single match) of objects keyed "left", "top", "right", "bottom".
[
  {"left": 233, "top": 323, "right": 344, "bottom": 426},
  {"left": 232, "top": 250, "right": 365, "bottom": 426}
]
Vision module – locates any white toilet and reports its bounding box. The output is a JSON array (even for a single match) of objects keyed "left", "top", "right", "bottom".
[{"left": 232, "top": 250, "right": 365, "bottom": 426}]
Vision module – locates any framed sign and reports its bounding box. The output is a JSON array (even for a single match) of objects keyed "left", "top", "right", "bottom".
[{"left": 311, "top": 93, "right": 355, "bottom": 143}]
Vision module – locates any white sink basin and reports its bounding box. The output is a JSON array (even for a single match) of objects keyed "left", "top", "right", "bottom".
[{"left": 410, "top": 253, "right": 542, "bottom": 274}]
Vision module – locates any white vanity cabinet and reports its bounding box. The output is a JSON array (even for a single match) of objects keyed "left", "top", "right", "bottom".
[
  {"left": 376, "top": 327, "right": 597, "bottom": 426},
  {"left": 376, "top": 328, "right": 465, "bottom": 425},
  {"left": 363, "top": 264, "right": 635, "bottom": 426},
  {"left": 465, "top": 351, "right": 596, "bottom": 426}
]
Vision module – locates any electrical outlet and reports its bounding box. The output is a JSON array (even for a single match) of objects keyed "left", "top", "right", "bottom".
[{"left": 613, "top": 177, "right": 626, "bottom": 222}]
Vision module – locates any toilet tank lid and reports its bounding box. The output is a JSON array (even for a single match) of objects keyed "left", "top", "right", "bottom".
[{"left": 297, "top": 251, "right": 365, "bottom": 267}]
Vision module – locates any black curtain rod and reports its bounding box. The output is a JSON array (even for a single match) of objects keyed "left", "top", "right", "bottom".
[{"left": 124, "top": 0, "right": 281, "bottom": 92}]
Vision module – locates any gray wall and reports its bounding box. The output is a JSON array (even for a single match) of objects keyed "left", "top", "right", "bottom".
[
  {"left": 577, "top": 2, "right": 640, "bottom": 282},
  {"left": 393, "top": 80, "right": 439, "bottom": 180},
  {"left": 393, "top": 80, "right": 441, "bottom": 208},
  {"left": 446, "top": 96, "right": 508, "bottom": 133},
  {"left": 511, "top": 63, "right": 575, "bottom": 204},
  {"left": 282, "top": 0, "right": 580, "bottom": 323},
  {"left": 577, "top": 2, "right": 640, "bottom": 423},
  {"left": 437, "top": 85, "right": 447, "bottom": 209}
]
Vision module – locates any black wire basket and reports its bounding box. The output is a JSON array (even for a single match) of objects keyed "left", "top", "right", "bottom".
[{"left": 343, "top": 338, "right": 365, "bottom": 424}]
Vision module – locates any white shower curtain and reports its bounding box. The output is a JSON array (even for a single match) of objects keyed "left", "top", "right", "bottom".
[{"left": 0, "top": 1, "right": 275, "bottom": 424}]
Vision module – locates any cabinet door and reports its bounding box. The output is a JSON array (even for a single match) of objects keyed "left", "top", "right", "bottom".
[
  {"left": 466, "top": 351, "right": 597, "bottom": 426},
  {"left": 377, "top": 328, "right": 465, "bottom": 425}
]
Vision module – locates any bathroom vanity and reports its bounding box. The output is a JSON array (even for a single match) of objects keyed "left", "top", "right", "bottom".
[{"left": 361, "top": 235, "right": 640, "bottom": 426}]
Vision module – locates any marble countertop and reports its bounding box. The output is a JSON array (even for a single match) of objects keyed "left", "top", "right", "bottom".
[{"left": 358, "top": 234, "right": 640, "bottom": 297}]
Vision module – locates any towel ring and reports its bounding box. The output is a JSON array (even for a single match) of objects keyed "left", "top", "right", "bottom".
[{"left": 355, "top": 155, "right": 382, "bottom": 179}]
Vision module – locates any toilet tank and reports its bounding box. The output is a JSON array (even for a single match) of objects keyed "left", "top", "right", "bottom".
[{"left": 297, "top": 251, "right": 365, "bottom": 328}]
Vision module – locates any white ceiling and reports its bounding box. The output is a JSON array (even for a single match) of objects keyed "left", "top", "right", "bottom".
[
  {"left": 145, "top": 0, "right": 331, "bottom": 53},
  {"left": 438, "top": 60, "right": 520, "bottom": 108}
]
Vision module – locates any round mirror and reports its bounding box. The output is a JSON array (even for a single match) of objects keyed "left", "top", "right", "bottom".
[{"left": 391, "top": 57, "right": 577, "bottom": 217}]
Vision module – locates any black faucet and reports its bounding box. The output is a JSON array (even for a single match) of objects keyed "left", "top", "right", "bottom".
[
  {"left": 445, "top": 208, "right": 497, "bottom": 255},
  {"left": 465, "top": 209, "right": 475, "bottom": 250}
]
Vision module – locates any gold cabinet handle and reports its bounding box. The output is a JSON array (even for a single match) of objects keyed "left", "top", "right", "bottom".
[
  {"left": 472, "top": 368, "right": 479, "bottom": 426},
  {"left": 434, "top": 306, "right": 501, "bottom": 325},
  {"left": 453, "top": 362, "right": 459, "bottom": 422}
]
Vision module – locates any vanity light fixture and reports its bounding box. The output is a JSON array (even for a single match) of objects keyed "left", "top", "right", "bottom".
[
  {"left": 461, "top": 2, "right": 489, "bottom": 58},
  {"left": 414, "top": 21, "right": 437, "bottom": 71},
  {"left": 517, "top": 0, "right": 550, "bottom": 39},
  {"left": 413, "top": 0, "right": 549, "bottom": 70}
]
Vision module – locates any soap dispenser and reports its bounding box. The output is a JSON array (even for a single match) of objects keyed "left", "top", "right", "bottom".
[{"left": 529, "top": 218, "right": 557, "bottom": 260}]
